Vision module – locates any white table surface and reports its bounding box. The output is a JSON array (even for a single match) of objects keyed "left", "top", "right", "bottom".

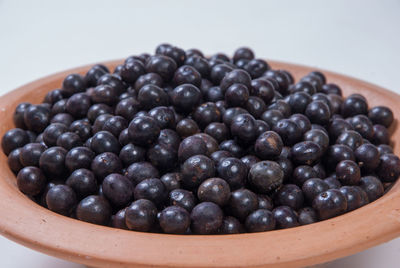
[{"left": 1, "top": 0, "right": 400, "bottom": 267}]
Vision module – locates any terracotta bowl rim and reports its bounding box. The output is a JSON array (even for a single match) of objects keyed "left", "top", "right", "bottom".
[{"left": 0, "top": 59, "right": 400, "bottom": 268}]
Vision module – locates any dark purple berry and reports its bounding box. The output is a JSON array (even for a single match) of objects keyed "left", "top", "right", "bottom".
[
  {"left": 102, "top": 173, "right": 133, "bottom": 207},
  {"left": 312, "top": 189, "right": 347, "bottom": 220},
  {"left": 125, "top": 161, "right": 159, "bottom": 186},
  {"left": 181, "top": 155, "right": 215, "bottom": 189},
  {"left": 368, "top": 106, "right": 394, "bottom": 128},
  {"left": 228, "top": 189, "right": 258, "bottom": 221},
  {"left": 219, "top": 216, "right": 243, "bottom": 234},
  {"left": 46, "top": 185, "right": 77, "bottom": 216},
  {"left": 159, "top": 206, "right": 190, "bottom": 234},
  {"left": 66, "top": 169, "right": 97, "bottom": 198},
  {"left": 254, "top": 131, "right": 283, "bottom": 160},
  {"left": 77, "top": 195, "right": 112, "bottom": 225},
  {"left": 128, "top": 116, "right": 160, "bottom": 147},
  {"left": 248, "top": 161, "right": 283, "bottom": 194},
  {"left": 191, "top": 202, "right": 223, "bottom": 234},
  {"left": 298, "top": 207, "right": 318, "bottom": 225},
  {"left": 91, "top": 152, "right": 122, "bottom": 180},
  {"left": 377, "top": 154, "right": 400, "bottom": 182},
  {"left": 272, "top": 206, "right": 299, "bottom": 229},
  {"left": 197, "top": 177, "right": 231, "bottom": 206},
  {"left": 169, "top": 189, "right": 196, "bottom": 212},
  {"left": 17, "top": 166, "right": 46, "bottom": 196},
  {"left": 359, "top": 176, "right": 384, "bottom": 202},
  {"left": 125, "top": 199, "right": 157, "bottom": 231},
  {"left": 245, "top": 209, "right": 275, "bottom": 232},
  {"left": 275, "top": 184, "right": 304, "bottom": 210}
]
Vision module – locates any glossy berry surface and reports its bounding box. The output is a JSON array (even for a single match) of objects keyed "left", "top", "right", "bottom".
[
  {"left": 190, "top": 202, "right": 223, "bottom": 234},
  {"left": 336, "top": 160, "right": 361, "bottom": 185},
  {"left": 128, "top": 116, "right": 160, "bottom": 147},
  {"left": 39, "top": 147, "right": 67, "bottom": 176},
  {"left": 19, "top": 143, "right": 47, "bottom": 167},
  {"left": 305, "top": 101, "right": 331, "bottom": 125},
  {"left": 225, "top": 84, "right": 250, "bottom": 107},
  {"left": 359, "top": 176, "right": 384, "bottom": 202},
  {"left": 181, "top": 155, "right": 215, "bottom": 189},
  {"left": 65, "top": 147, "right": 95, "bottom": 172},
  {"left": 254, "top": 131, "right": 283, "bottom": 160},
  {"left": 377, "top": 154, "right": 400, "bottom": 182},
  {"left": 197, "top": 177, "right": 231, "bottom": 206},
  {"left": 272, "top": 119, "right": 302, "bottom": 146},
  {"left": 170, "top": 84, "right": 202, "bottom": 113},
  {"left": 368, "top": 106, "right": 393, "bottom": 127},
  {"left": 292, "top": 165, "right": 319, "bottom": 186},
  {"left": 248, "top": 161, "right": 283, "bottom": 194},
  {"left": 66, "top": 168, "right": 97, "bottom": 198},
  {"left": 125, "top": 199, "right": 157, "bottom": 231},
  {"left": 275, "top": 184, "right": 304, "bottom": 210},
  {"left": 272, "top": 206, "right": 299, "bottom": 229},
  {"left": 302, "top": 178, "right": 329, "bottom": 202},
  {"left": 2, "top": 128, "right": 30, "bottom": 155},
  {"left": 228, "top": 189, "right": 258, "bottom": 221},
  {"left": 298, "top": 207, "right": 318, "bottom": 225},
  {"left": 134, "top": 178, "right": 167, "bottom": 207},
  {"left": 339, "top": 186, "right": 362, "bottom": 212},
  {"left": 230, "top": 113, "right": 257, "bottom": 143},
  {"left": 312, "top": 189, "right": 347, "bottom": 220},
  {"left": 90, "top": 131, "right": 120, "bottom": 154},
  {"left": 46, "top": 185, "right": 77, "bottom": 216},
  {"left": 354, "top": 144, "right": 380, "bottom": 172},
  {"left": 245, "top": 209, "right": 275, "bottom": 232},
  {"left": 169, "top": 189, "right": 196, "bottom": 212},
  {"left": 159, "top": 206, "right": 190, "bottom": 234},
  {"left": 91, "top": 152, "right": 122, "bottom": 180},
  {"left": 160, "top": 173, "right": 181, "bottom": 192},
  {"left": 219, "top": 216, "right": 243, "bottom": 234},
  {"left": 17, "top": 166, "right": 47, "bottom": 196},
  {"left": 290, "top": 141, "right": 322, "bottom": 166},
  {"left": 217, "top": 157, "right": 247, "bottom": 190},
  {"left": 102, "top": 173, "right": 133, "bottom": 207}
]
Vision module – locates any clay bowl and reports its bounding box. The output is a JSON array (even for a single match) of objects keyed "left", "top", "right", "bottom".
[{"left": 0, "top": 60, "right": 400, "bottom": 268}]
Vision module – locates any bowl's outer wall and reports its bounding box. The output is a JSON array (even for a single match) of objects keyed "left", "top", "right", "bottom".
[{"left": 0, "top": 60, "right": 400, "bottom": 268}]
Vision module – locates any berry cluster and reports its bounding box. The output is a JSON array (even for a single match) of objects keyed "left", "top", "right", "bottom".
[{"left": 2, "top": 44, "right": 400, "bottom": 234}]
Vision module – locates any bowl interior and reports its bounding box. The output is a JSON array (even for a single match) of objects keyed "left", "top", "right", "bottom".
[{"left": 0, "top": 60, "right": 400, "bottom": 268}]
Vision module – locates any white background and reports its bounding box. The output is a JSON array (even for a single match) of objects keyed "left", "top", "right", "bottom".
[{"left": 1, "top": 0, "right": 400, "bottom": 267}]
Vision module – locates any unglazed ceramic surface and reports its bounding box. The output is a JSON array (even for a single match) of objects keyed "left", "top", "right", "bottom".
[{"left": 0, "top": 60, "right": 399, "bottom": 268}]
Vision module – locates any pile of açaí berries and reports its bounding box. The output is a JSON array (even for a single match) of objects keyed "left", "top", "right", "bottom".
[{"left": 2, "top": 44, "right": 400, "bottom": 235}]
